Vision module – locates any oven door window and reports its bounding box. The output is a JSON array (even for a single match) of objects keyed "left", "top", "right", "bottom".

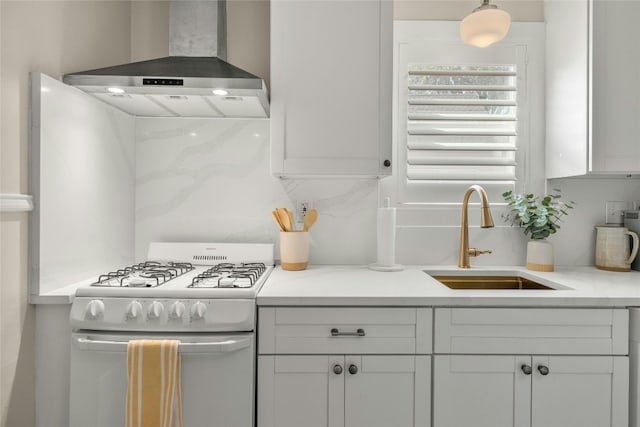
[{"left": 70, "top": 332, "right": 254, "bottom": 427}]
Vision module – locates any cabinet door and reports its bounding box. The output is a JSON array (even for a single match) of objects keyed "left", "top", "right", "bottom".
[
  {"left": 258, "top": 355, "right": 345, "bottom": 427},
  {"left": 591, "top": 0, "right": 640, "bottom": 172},
  {"left": 433, "top": 355, "right": 531, "bottom": 427},
  {"left": 531, "top": 356, "right": 629, "bottom": 427},
  {"left": 544, "top": 0, "right": 590, "bottom": 178},
  {"left": 270, "top": 0, "right": 392, "bottom": 177},
  {"left": 546, "top": 0, "right": 640, "bottom": 177},
  {"left": 344, "top": 355, "right": 430, "bottom": 427}
]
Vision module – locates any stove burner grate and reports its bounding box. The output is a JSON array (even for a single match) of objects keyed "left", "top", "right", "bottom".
[
  {"left": 91, "top": 261, "right": 194, "bottom": 287},
  {"left": 190, "top": 263, "right": 266, "bottom": 288}
]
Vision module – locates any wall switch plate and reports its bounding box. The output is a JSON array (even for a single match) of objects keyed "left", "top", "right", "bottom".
[
  {"left": 605, "top": 201, "right": 628, "bottom": 224},
  {"left": 295, "top": 201, "right": 313, "bottom": 224}
]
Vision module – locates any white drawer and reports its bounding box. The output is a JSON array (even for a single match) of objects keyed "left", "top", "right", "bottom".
[
  {"left": 258, "top": 307, "right": 432, "bottom": 355},
  {"left": 434, "top": 308, "right": 628, "bottom": 355}
]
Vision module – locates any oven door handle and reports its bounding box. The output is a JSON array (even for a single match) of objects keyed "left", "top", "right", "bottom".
[{"left": 73, "top": 336, "right": 252, "bottom": 354}]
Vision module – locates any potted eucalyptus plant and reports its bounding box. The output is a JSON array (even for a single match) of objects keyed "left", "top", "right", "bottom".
[{"left": 502, "top": 189, "right": 574, "bottom": 271}]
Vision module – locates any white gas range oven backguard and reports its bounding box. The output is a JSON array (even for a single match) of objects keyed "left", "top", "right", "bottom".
[{"left": 69, "top": 242, "right": 274, "bottom": 427}]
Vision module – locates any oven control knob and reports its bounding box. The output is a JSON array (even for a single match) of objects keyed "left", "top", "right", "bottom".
[
  {"left": 125, "top": 301, "right": 143, "bottom": 320},
  {"left": 190, "top": 301, "right": 207, "bottom": 320},
  {"left": 147, "top": 301, "right": 164, "bottom": 320},
  {"left": 85, "top": 300, "right": 105, "bottom": 320},
  {"left": 169, "top": 302, "right": 186, "bottom": 319}
]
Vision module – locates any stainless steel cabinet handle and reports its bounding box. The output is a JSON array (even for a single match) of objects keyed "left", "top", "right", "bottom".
[
  {"left": 537, "top": 365, "right": 550, "bottom": 376},
  {"left": 348, "top": 364, "right": 358, "bottom": 375},
  {"left": 333, "top": 364, "right": 343, "bottom": 375},
  {"left": 330, "top": 328, "right": 365, "bottom": 337},
  {"left": 521, "top": 364, "right": 532, "bottom": 375}
]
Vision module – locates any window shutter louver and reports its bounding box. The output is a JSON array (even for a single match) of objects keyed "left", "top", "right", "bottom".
[{"left": 403, "top": 64, "right": 519, "bottom": 203}]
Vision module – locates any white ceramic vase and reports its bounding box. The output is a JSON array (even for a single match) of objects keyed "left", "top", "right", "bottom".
[{"left": 526, "top": 239, "right": 554, "bottom": 272}]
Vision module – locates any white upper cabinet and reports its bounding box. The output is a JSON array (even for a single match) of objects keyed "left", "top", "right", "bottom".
[
  {"left": 545, "top": 0, "right": 640, "bottom": 178},
  {"left": 270, "top": 0, "right": 392, "bottom": 177},
  {"left": 591, "top": 0, "right": 640, "bottom": 173}
]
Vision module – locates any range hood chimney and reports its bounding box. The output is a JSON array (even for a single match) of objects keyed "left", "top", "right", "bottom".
[
  {"left": 63, "top": 1, "right": 269, "bottom": 118},
  {"left": 169, "top": 0, "right": 226, "bottom": 58}
]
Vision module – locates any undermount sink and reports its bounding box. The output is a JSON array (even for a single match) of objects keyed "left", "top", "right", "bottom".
[{"left": 425, "top": 271, "right": 560, "bottom": 290}]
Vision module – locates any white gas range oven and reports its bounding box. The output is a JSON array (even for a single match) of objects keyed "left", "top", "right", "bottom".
[{"left": 69, "top": 242, "right": 274, "bottom": 427}]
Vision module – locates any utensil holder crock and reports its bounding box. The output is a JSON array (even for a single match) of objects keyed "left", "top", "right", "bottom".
[{"left": 280, "top": 231, "right": 310, "bottom": 271}]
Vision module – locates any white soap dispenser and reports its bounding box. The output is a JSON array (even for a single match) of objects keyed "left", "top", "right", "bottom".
[{"left": 369, "top": 197, "right": 404, "bottom": 272}]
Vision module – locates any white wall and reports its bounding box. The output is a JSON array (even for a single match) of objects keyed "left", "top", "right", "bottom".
[
  {"left": 131, "top": 1, "right": 170, "bottom": 62},
  {"left": 394, "top": 0, "right": 544, "bottom": 22},
  {"left": 227, "top": 0, "right": 271, "bottom": 89},
  {"left": 0, "top": 2, "right": 132, "bottom": 426}
]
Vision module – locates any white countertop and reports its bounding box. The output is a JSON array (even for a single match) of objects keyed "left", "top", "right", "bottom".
[{"left": 257, "top": 265, "right": 640, "bottom": 307}]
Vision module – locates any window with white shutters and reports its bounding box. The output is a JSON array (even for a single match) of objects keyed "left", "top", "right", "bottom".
[
  {"left": 401, "top": 64, "right": 520, "bottom": 204},
  {"left": 384, "top": 22, "right": 544, "bottom": 227},
  {"left": 380, "top": 21, "right": 545, "bottom": 217}
]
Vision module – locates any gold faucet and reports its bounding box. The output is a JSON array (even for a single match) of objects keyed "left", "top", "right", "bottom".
[{"left": 459, "top": 185, "right": 495, "bottom": 268}]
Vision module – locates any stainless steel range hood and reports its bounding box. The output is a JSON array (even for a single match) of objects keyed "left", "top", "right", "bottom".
[{"left": 63, "top": 1, "right": 269, "bottom": 118}]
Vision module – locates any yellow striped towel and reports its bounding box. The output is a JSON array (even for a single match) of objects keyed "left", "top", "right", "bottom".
[{"left": 126, "top": 340, "right": 183, "bottom": 427}]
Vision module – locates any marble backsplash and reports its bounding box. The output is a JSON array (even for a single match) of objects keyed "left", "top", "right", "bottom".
[
  {"left": 135, "top": 118, "right": 377, "bottom": 264},
  {"left": 33, "top": 73, "right": 136, "bottom": 294},
  {"left": 135, "top": 118, "right": 640, "bottom": 267}
]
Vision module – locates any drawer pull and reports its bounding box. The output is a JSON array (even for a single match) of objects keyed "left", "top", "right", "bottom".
[
  {"left": 520, "top": 364, "right": 532, "bottom": 375},
  {"left": 330, "top": 328, "right": 365, "bottom": 337},
  {"left": 537, "top": 365, "right": 549, "bottom": 376},
  {"left": 348, "top": 364, "right": 358, "bottom": 375},
  {"left": 333, "top": 364, "right": 343, "bottom": 375}
]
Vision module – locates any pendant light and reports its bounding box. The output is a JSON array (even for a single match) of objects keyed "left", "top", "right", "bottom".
[{"left": 460, "top": 0, "right": 511, "bottom": 48}]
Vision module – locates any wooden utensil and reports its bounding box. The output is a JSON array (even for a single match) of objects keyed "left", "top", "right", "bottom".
[
  {"left": 276, "top": 208, "right": 292, "bottom": 232},
  {"left": 287, "top": 209, "right": 295, "bottom": 230},
  {"left": 271, "top": 210, "right": 285, "bottom": 231},
  {"left": 303, "top": 209, "right": 318, "bottom": 231}
]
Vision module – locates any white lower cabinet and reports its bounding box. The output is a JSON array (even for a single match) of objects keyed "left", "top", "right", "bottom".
[
  {"left": 433, "top": 355, "right": 531, "bottom": 427},
  {"left": 433, "top": 308, "right": 630, "bottom": 427},
  {"left": 257, "top": 307, "right": 432, "bottom": 427},
  {"left": 258, "top": 355, "right": 343, "bottom": 427},
  {"left": 257, "top": 306, "right": 631, "bottom": 427},
  {"left": 530, "top": 356, "right": 628, "bottom": 427},
  {"left": 258, "top": 354, "right": 430, "bottom": 427},
  {"left": 433, "top": 354, "right": 629, "bottom": 427}
]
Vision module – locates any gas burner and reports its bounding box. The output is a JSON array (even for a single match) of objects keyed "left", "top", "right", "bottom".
[
  {"left": 190, "top": 263, "right": 267, "bottom": 288},
  {"left": 91, "top": 261, "right": 194, "bottom": 287}
]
